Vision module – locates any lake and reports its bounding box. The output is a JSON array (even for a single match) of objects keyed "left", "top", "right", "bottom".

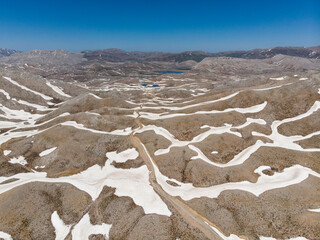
[{"left": 157, "top": 71, "right": 184, "bottom": 74}]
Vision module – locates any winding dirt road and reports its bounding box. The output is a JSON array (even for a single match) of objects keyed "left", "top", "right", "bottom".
[{"left": 130, "top": 117, "right": 228, "bottom": 240}]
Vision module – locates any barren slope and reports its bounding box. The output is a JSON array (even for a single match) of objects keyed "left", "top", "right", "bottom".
[{"left": 0, "top": 56, "right": 320, "bottom": 240}]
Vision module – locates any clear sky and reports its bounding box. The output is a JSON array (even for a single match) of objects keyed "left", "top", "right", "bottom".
[{"left": 0, "top": 0, "right": 319, "bottom": 52}]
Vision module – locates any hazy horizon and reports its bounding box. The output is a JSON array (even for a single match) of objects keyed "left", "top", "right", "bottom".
[{"left": 2, "top": 44, "right": 320, "bottom": 54}]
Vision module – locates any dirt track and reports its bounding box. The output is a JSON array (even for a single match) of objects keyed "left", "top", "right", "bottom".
[{"left": 130, "top": 116, "right": 231, "bottom": 240}]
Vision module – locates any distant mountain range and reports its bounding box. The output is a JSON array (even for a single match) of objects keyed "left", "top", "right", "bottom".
[
  {"left": 82, "top": 49, "right": 211, "bottom": 62},
  {"left": 0, "top": 48, "right": 20, "bottom": 57},
  {"left": 82, "top": 46, "right": 320, "bottom": 62},
  {"left": 0, "top": 46, "right": 319, "bottom": 64}
]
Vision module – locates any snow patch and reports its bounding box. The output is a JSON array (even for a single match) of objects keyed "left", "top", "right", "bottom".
[
  {"left": 135, "top": 102, "right": 267, "bottom": 120},
  {"left": 3, "top": 150, "right": 11, "bottom": 156},
  {"left": 270, "top": 76, "right": 287, "bottom": 81},
  {"left": 106, "top": 148, "right": 139, "bottom": 163},
  {"left": 46, "top": 82, "right": 71, "bottom": 98},
  {"left": 137, "top": 91, "right": 240, "bottom": 111},
  {"left": 0, "top": 89, "right": 10, "bottom": 99},
  {"left": 189, "top": 141, "right": 264, "bottom": 168},
  {"left": 0, "top": 231, "right": 12, "bottom": 240},
  {"left": 9, "top": 156, "right": 27, "bottom": 165},
  {"left": 39, "top": 147, "right": 57, "bottom": 157},
  {"left": 35, "top": 165, "right": 46, "bottom": 169},
  {"left": 138, "top": 118, "right": 266, "bottom": 159},
  {"left": 89, "top": 93, "right": 102, "bottom": 99},
  {"left": 60, "top": 121, "right": 131, "bottom": 136},
  {"left": 0, "top": 157, "right": 171, "bottom": 216},
  {"left": 51, "top": 211, "right": 71, "bottom": 240},
  {"left": 3, "top": 76, "right": 53, "bottom": 100},
  {"left": 308, "top": 208, "right": 320, "bottom": 213},
  {"left": 154, "top": 164, "right": 320, "bottom": 201},
  {"left": 208, "top": 222, "right": 245, "bottom": 240},
  {"left": 254, "top": 166, "right": 271, "bottom": 176},
  {"left": 16, "top": 99, "right": 49, "bottom": 111},
  {"left": 260, "top": 237, "right": 308, "bottom": 240},
  {"left": 72, "top": 213, "right": 111, "bottom": 240}
]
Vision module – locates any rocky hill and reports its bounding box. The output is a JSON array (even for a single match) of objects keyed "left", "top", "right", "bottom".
[
  {"left": 194, "top": 54, "right": 320, "bottom": 74},
  {"left": 267, "top": 54, "right": 320, "bottom": 71},
  {"left": 211, "top": 46, "right": 320, "bottom": 59},
  {"left": 0, "top": 49, "right": 87, "bottom": 65},
  {"left": 193, "top": 57, "right": 276, "bottom": 74},
  {"left": 0, "top": 48, "right": 20, "bottom": 57}
]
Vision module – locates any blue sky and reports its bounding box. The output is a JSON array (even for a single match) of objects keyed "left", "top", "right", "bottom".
[{"left": 0, "top": 0, "right": 319, "bottom": 52}]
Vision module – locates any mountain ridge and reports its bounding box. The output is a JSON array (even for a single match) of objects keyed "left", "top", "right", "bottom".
[
  {"left": 0, "top": 48, "right": 20, "bottom": 57},
  {"left": 0, "top": 46, "right": 319, "bottom": 64}
]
